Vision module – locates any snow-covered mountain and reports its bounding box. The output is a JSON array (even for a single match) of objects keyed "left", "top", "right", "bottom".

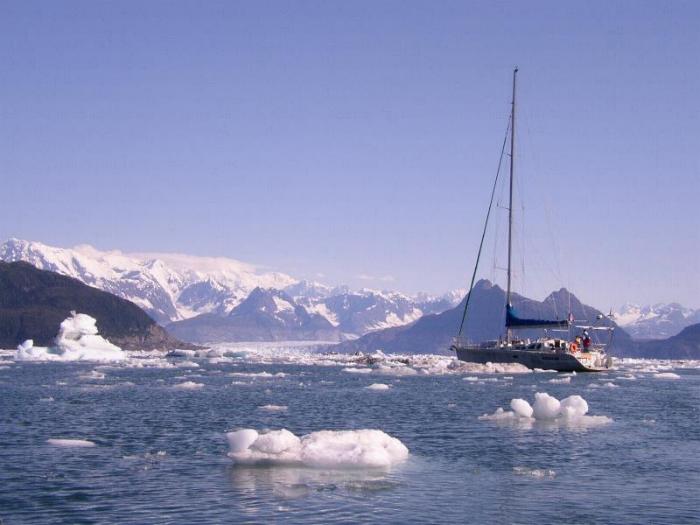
[
  {"left": 614, "top": 303, "right": 700, "bottom": 340},
  {"left": 167, "top": 287, "right": 340, "bottom": 343},
  {"left": 0, "top": 238, "right": 464, "bottom": 340},
  {"left": 294, "top": 288, "right": 424, "bottom": 336},
  {"left": 0, "top": 238, "right": 297, "bottom": 324}
]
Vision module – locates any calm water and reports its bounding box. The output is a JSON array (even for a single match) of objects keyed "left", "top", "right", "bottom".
[{"left": 1, "top": 355, "right": 699, "bottom": 524}]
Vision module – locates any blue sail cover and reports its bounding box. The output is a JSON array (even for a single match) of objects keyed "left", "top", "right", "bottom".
[{"left": 506, "top": 305, "right": 570, "bottom": 329}]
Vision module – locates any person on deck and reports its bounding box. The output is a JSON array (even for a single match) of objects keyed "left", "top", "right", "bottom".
[{"left": 582, "top": 330, "right": 592, "bottom": 352}]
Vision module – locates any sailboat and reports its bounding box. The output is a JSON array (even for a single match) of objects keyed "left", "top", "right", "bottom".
[{"left": 450, "top": 68, "right": 614, "bottom": 372}]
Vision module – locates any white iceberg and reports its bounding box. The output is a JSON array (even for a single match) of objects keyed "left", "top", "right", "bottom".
[
  {"left": 47, "top": 438, "right": 96, "bottom": 447},
  {"left": 259, "top": 404, "right": 288, "bottom": 411},
  {"left": 173, "top": 381, "right": 204, "bottom": 390},
  {"left": 653, "top": 372, "right": 681, "bottom": 380},
  {"left": 365, "top": 383, "right": 392, "bottom": 391},
  {"left": 226, "top": 428, "right": 409, "bottom": 468},
  {"left": 14, "top": 313, "right": 125, "bottom": 362},
  {"left": 481, "top": 392, "right": 611, "bottom": 427}
]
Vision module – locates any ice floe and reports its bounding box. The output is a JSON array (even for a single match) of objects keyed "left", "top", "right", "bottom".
[
  {"left": 365, "top": 383, "right": 391, "bottom": 391},
  {"left": 653, "top": 372, "right": 681, "bottom": 380},
  {"left": 229, "top": 371, "right": 287, "bottom": 379},
  {"left": 587, "top": 382, "right": 618, "bottom": 389},
  {"left": 480, "top": 392, "right": 612, "bottom": 427},
  {"left": 513, "top": 466, "right": 556, "bottom": 479},
  {"left": 226, "top": 428, "right": 409, "bottom": 468},
  {"left": 548, "top": 376, "right": 571, "bottom": 384},
  {"left": 259, "top": 404, "right": 288, "bottom": 411},
  {"left": 14, "top": 313, "right": 125, "bottom": 362},
  {"left": 173, "top": 381, "right": 204, "bottom": 390},
  {"left": 47, "top": 438, "right": 96, "bottom": 447}
]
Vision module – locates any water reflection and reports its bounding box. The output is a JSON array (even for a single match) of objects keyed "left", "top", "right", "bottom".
[{"left": 228, "top": 465, "right": 401, "bottom": 500}]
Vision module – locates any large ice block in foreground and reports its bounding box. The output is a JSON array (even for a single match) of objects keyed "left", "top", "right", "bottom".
[{"left": 226, "top": 428, "right": 409, "bottom": 468}]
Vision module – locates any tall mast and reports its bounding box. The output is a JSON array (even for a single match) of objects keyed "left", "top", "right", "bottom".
[{"left": 506, "top": 67, "right": 518, "bottom": 341}]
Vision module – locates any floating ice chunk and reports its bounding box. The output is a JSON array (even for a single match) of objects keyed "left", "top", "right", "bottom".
[
  {"left": 342, "top": 367, "right": 373, "bottom": 374},
  {"left": 80, "top": 370, "right": 106, "bottom": 380},
  {"left": 167, "top": 349, "right": 197, "bottom": 358},
  {"left": 559, "top": 395, "right": 588, "bottom": 418},
  {"left": 481, "top": 392, "right": 611, "bottom": 428},
  {"left": 479, "top": 407, "right": 519, "bottom": 422},
  {"left": 259, "top": 404, "right": 288, "bottom": 411},
  {"left": 229, "top": 371, "right": 286, "bottom": 379},
  {"left": 227, "top": 429, "right": 261, "bottom": 453},
  {"left": 463, "top": 376, "right": 479, "bottom": 382},
  {"left": 513, "top": 466, "right": 556, "bottom": 479},
  {"left": 227, "top": 429, "right": 301, "bottom": 464},
  {"left": 548, "top": 376, "right": 571, "bottom": 384},
  {"left": 174, "top": 381, "right": 204, "bottom": 390},
  {"left": 176, "top": 360, "right": 200, "bottom": 368},
  {"left": 510, "top": 398, "right": 533, "bottom": 418},
  {"left": 366, "top": 382, "right": 392, "bottom": 390},
  {"left": 226, "top": 428, "right": 409, "bottom": 468},
  {"left": 15, "top": 313, "right": 125, "bottom": 362},
  {"left": 373, "top": 364, "right": 418, "bottom": 377},
  {"left": 653, "top": 372, "right": 680, "bottom": 380},
  {"left": 40, "top": 397, "right": 54, "bottom": 402},
  {"left": 587, "top": 382, "right": 618, "bottom": 389},
  {"left": 47, "top": 438, "right": 96, "bottom": 447},
  {"left": 532, "top": 393, "right": 561, "bottom": 420}
]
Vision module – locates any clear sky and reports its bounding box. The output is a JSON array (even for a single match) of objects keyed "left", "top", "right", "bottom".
[{"left": 1, "top": 1, "right": 698, "bottom": 309}]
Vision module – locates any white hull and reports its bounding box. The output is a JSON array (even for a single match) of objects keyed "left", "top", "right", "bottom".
[{"left": 452, "top": 343, "right": 612, "bottom": 372}]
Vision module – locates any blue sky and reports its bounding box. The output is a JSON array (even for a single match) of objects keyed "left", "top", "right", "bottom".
[{"left": 1, "top": 1, "right": 698, "bottom": 308}]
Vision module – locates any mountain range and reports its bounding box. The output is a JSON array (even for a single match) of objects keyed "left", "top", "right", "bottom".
[
  {"left": 614, "top": 303, "right": 700, "bottom": 340},
  {"left": 4, "top": 238, "right": 698, "bottom": 358},
  {"left": 0, "top": 239, "right": 462, "bottom": 340}
]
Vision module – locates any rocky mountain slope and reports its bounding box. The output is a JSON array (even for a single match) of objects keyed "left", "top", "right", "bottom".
[
  {"left": 631, "top": 323, "right": 700, "bottom": 359},
  {"left": 0, "top": 261, "right": 189, "bottom": 351}
]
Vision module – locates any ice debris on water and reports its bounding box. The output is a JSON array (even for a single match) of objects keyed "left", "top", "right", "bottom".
[
  {"left": 14, "top": 313, "right": 125, "bottom": 362},
  {"left": 513, "top": 466, "right": 556, "bottom": 479},
  {"left": 226, "top": 428, "right": 409, "bottom": 468},
  {"left": 653, "top": 372, "right": 681, "bottom": 380},
  {"left": 47, "top": 438, "right": 96, "bottom": 447},
  {"left": 480, "top": 392, "right": 612, "bottom": 427},
  {"left": 173, "top": 381, "right": 204, "bottom": 390},
  {"left": 259, "top": 404, "right": 288, "bottom": 411},
  {"left": 548, "top": 376, "right": 571, "bottom": 384},
  {"left": 365, "top": 383, "right": 391, "bottom": 391}
]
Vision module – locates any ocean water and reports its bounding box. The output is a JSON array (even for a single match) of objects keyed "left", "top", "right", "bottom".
[{"left": 1, "top": 349, "right": 699, "bottom": 524}]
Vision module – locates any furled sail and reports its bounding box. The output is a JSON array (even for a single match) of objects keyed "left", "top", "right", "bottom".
[{"left": 505, "top": 305, "right": 570, "bottom": 329}]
